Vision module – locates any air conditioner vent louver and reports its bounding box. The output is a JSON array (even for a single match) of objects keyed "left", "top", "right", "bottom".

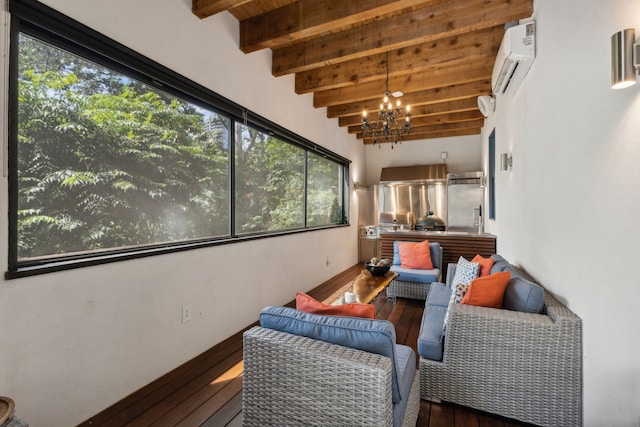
[
  {"left": 494, "top": 60, "right": 520, "bottom": 95},
  {"left": 492, "top": 21, "right": 535, "bottom": 96}
]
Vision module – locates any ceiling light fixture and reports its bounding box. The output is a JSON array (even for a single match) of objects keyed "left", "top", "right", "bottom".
[{"left": 361, "top": 53, "right": 411, "bottom": 148}]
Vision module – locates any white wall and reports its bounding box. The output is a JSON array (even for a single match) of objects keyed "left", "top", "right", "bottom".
[
  {"left": 364, "top": 134, "right": 482, "bottom": 185},
  {"left": 482, "top": 0, "right": 640, "bottom": 425},
  {"left": 0, "top": 1, "right": 364, "bottom": 425}
]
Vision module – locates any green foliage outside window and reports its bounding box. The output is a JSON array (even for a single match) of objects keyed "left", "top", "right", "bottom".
[
  {"left": 14, "top": 33, "right": 347, "bottom": 265},
  {"left": 307, "top": 152, "right": 343, "bottom": 227},
  {"left": 234, "top": 124, "right": 304, "bottom": 233},
  {"left": 18, "top": 34, "right": 230, "bottom": 258}
]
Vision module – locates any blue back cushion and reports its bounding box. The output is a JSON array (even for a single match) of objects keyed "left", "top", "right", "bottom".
[
  {"left": 392, "top": 241, "right": 441, "bottom": 269},
  {"left": 259, "top": 306, "right": 402, "bottom": 403},
  {"left": 489, "top": 255, "right": 545, "bottom": 314},
  {"left": 503, "top": 276, "right": 545, "bottom": 313}
]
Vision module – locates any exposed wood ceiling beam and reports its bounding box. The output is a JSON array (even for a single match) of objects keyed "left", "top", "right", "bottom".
[
  {"left": 227, "top": 0, "right": 300, "bottom": 21},
  {"left": 271, "top": 0, "right": 533, "bottom": 76},
  {"left": 192, "top": 0, "right": 253, "bottom": 19},
  {"left": 362, "top": 128, "right": 481, "bottom": 144},
  {"left": 239, "top": 0, "right": 446, "bottom": 53},
  {"left": 295, "top": 26, "right": 503, "bottom": 94},
  {"left": 347, "top": 110, "right": 485, "bottom": 134},
  {"left": 356, "top": 119, "right": 485, "bottom": 140},
  {"left": 327, "top": 80, "right": 490, "bottom": 119},
  {"left": 340, "top": 97, "right": 479, "bottom": 127},
  {"left": 194, "top": 0, "right": 534, "bottom": 146},
  {"left": 314, "top": 59, "right": 493, "bottom": 108}
]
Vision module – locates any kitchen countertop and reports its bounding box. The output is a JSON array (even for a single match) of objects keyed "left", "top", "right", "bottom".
[{"left": 379, "top": 230, "right": 496, "bottom": 238}]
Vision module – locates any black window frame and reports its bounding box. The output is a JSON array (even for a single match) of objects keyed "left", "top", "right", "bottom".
[{"left": 6, "top": 0, "right": 350, "bottom": 279}]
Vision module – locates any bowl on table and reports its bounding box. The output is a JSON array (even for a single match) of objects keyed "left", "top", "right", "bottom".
[{"left": 365, "top": 263, "right": 391, "bottom": 276}]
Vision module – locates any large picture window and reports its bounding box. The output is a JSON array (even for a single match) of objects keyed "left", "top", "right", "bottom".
[
  {"left": 234, "top": 124, "right": 304, "bottom": 234},
  {"left": 306, "top": 152, "right": 344, "bottom": 227},
  {"left": 7, "top": 0, "right": 349, "bottom": 277},
  {"left": 17, "top": 34, "right": 231, "bottom": 259}
]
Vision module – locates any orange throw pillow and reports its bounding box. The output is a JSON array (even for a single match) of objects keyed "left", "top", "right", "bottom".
[
  {"left": 461, "top": 271, "right": 511, "bottom": 308},
  {"left": 472, "top": 254, "right": 495, "bottom": 277},
  {"left": 398, "top": 240, "right": 433, "bottom": 269},
  {"left": 295, "top": 292, "right": 376, "bottom": 319}
]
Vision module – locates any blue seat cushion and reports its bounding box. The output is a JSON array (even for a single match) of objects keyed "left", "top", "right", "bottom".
[
  {"left": 390, "top": 265, "right": 440, "bottom": 284},
  {"left": 393, "top": 344, "right": 416, "bottom": 427},
  {"left": 417, "top": 304, "right": 447, "bottom": 361},
  {"left": 259, "top": 305, "right": 403, "bottom": 403}
]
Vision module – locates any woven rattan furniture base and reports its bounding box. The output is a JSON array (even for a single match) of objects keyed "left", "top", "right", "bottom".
[
  {"left": 386, "top": 279, "right": 431, "bottom": 300},
  {"left": 420, "top": 290, "right": 582, "bottom": 427},
  {"left": 243, "top": 326, "right": 419, "bottom": 427}
]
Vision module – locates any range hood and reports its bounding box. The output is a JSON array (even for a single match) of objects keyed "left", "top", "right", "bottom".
[{"left": 380, "top": 164, "right": 447, "bottom": 184}]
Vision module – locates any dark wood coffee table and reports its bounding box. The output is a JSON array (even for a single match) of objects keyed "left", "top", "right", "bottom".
[{"left": 325, "top": 270, "right": 398, "bottom": 305}]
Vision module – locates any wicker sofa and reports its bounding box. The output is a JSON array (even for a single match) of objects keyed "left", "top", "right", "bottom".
[
  {"left": 419, "top": 256, "right": 583, "bottom": 427},
  {"left": 243, "top": 306, "right": 420, "bottom": 427},
  {"left": 386, "top": 241, "right": 442, "bottom": 300}
]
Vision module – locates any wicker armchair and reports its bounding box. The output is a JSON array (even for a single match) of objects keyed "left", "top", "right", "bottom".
[
  {"left": 387, "top": 241, "right": 443, "bottom": 300},
  {"left": 420, "top": 263, "right": 583, "bottom": 427},
  {"left": 243, "top": 307, "right": 420, "bottom": 427}
]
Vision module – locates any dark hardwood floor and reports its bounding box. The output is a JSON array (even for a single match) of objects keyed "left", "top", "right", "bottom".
[{"left": 80, "top": 264, "right": 533, "bottom": 427}]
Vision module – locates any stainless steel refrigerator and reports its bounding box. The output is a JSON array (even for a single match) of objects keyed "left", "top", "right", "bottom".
[{"left": 446, "top": 172, "right": 484, "bottom": 232}]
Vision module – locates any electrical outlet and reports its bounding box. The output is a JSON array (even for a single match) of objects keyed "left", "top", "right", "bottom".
[{"left": 182, "top": 305, "right": 192, "bottom": 323}]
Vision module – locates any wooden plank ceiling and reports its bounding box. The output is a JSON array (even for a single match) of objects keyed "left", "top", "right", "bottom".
[{"left": 192, "top": 0, "right": 533, "bottom": 145}]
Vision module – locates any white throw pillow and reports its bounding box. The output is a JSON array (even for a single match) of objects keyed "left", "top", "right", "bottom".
[
  {"left": 443, "top": 257, "right": 479, "bottom": 329},
  {"left": 443, "top": 283, "right": 470, "bottom": 329},
  {"left": 451, "top": 256, "right": 480, "bottom": 286}
]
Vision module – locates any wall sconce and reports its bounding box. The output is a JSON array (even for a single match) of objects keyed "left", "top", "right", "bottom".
[
  {"left": 500, "top": 153, "right": 513, "bottom": 171},
  {"left": 611, "top": 28, "right": 640, "bottom": 89}
]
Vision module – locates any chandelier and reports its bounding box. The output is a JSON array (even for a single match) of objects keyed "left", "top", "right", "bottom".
[{"left": 361, "top": 53, "right": 412, "bottom": 147}]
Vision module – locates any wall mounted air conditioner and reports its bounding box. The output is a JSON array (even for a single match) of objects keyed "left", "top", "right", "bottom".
[{"left": 492, "top": 21, "right": 536, "bottom": 96}]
